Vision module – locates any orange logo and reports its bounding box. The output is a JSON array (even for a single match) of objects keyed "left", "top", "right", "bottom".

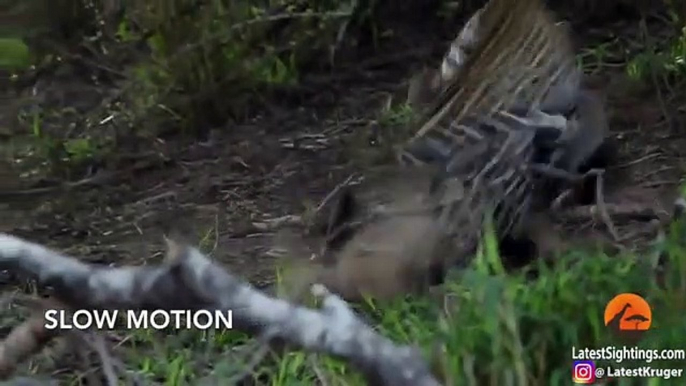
[{"left": 604, "top": 293, "right": 652, "bottom": 334}]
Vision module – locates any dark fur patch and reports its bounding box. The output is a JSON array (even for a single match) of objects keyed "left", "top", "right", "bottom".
[{"left": 322, "top": 188, "right": 360, "bottom": 252}]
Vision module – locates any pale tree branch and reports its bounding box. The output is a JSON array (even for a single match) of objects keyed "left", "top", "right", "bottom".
[{"left": 0, "top": 233, "right": 441, "bottom": 386}]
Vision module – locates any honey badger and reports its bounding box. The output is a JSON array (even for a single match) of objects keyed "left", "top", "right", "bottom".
[{"left": 312, "top": 0, "right": 591, "bottom": 300}]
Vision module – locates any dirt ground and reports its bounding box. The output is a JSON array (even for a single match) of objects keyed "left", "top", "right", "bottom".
[{"left": 1, "top": 13, "right": 686, "bottom": 291}]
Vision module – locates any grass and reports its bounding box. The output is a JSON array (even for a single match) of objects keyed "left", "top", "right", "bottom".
[{"left": 63, "top": 215, "right": 684, "bottom": 385}]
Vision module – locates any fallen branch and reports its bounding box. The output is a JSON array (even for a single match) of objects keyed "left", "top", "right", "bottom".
[{"left": 0, "top": 233, "right": 440, "bottom": 385}]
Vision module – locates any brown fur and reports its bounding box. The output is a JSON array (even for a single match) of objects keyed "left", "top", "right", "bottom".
[
  {"left": 315, "top": 212, "right": 444, "bottom": 302},
  {"left": 278, "top": 166, "right": 448, "bottom": 303}
]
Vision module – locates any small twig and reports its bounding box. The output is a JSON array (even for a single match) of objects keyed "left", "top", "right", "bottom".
[
  {"left": 0, "top": 171, "right": 117, "bottom": 199},
  {"left": 532, "top": 163, "right": 620, "bottom": 240},
  {"left": 615, "top": 152, "right": 660, "bottom": 169},
  {"left": 551, "top": 189, "right": 574, "bottom": 211},
  {"left": 61, "top": 49, "right": 127, "bottom": 78},
  {"left": 556, "top": 203, "right": 663, "bottom": 223},
  {"left": 317, "top": 174, "right": 359, "bottom": 213},
  {"left": 252, "top": 215, "right": 304, "bottom": 231},
  {"left": 80, "top": 333, "right": 119, "bottom": 386},
  {"left": 591, "top": 169, "right": 620, "bottom": 241},
  {"left": 641, "top": 180, "right": 680, "bottom": 188}
]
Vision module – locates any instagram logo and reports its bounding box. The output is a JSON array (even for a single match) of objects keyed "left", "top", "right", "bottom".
[{"left": 573, "top": 360, "right": 596, "bottom": 384}]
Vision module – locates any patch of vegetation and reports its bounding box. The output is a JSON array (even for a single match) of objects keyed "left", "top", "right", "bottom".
[
  {"left": 272, "top": 214, "right": 682, "bottom": 385},
  {"left": 112, "top": 1, "right": 360, "bottom": 128},
  {"left": 626, "top": 21, "right": 686, "bottom": 82},
  {"left": 55, "top": 212, "right": 683, "bottom": 385},
  {"left": 2, "top": 0, "right": 470, "bottom": 177},
  {"left": 2, "top": 0, "right": 367, "bottom": 174},
  {"left": 0, "top": 38, "right": 31, "bottom": 71}
]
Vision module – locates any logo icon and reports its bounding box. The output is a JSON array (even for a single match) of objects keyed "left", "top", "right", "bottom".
[
  {"left": 573, "top": 360, "right": 596, "bottom": 384},
  {"left": 604, "top": 293, "right": 651, "bottom": 341}
]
